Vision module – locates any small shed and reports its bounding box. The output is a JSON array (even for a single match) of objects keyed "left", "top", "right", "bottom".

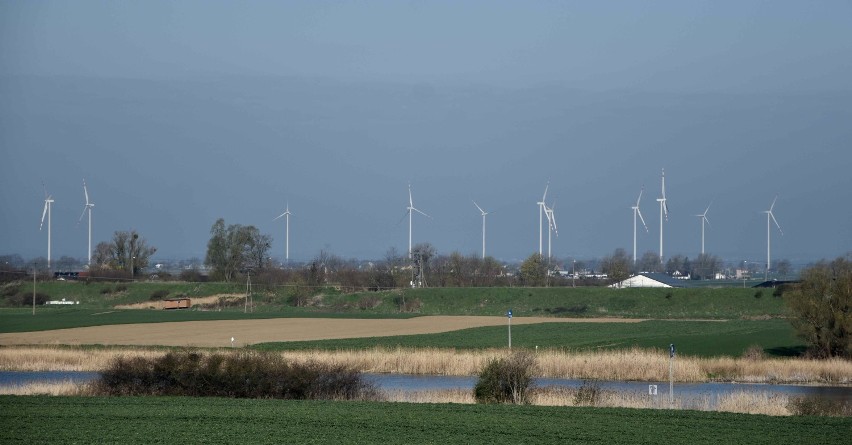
[{"left": 163, "top": 297, "right": 191, "bottom": 310}]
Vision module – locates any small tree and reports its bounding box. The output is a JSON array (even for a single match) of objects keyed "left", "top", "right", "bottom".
[
  {"left": 601, "top": 248, "right": 631, "bottom": 283},
  {"left": 785, "top": 255, "right": 852, "bottom": 358},
  {"left": 473, "top": 352, "right": 537, "bottom": 404},
  {"left": 519, "top": 253, "right": 546, "bottom": 286},
  {"left": 92, "top": 230, "right": 156, "bottom": 276},
  {"left": 205, "top": 219, "right": 273, "bottom": 282}
]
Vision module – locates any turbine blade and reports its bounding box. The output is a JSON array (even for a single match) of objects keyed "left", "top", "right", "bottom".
[
  {"left": 769, "top": 195, "right": 778, "bottom": 212},
  {"left": 40, "top": 201, "right": 48, "bottom": 230},
  {"left": 273, "top": 212, "right": 287, "bottom": 221},
  {"left": 83, "top": 179, "right": 90, "bottom": 205},
  {"left": 408, "top": 184, "right": 413, "bottom": 207},
  {"left": 542, "top": 183, "right": 549, "bottom": 202},
  {"left": 636, "top": 188, "right": 643, "bottom": 206},
  {"left": 637, "top": 209, "right": 648, "bottom": 232},
  {"left": 78, "top": 206, "right": 87, "bottom": 225},
  {"left": 473, "top": 200, "right": 485, "bottom": 215},
  {"left": 704, "top": 215, "right": 711, "bottom": 229},
  {"left": 771, "top": 212, "right": 783, "bottom": 235},
  {"left": 413, "top": 207, "right": 431, "bottom": 219}
]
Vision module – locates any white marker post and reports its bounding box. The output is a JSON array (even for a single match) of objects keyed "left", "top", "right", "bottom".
[
  {"left": 507, "top": 309, "right": 513, "bottom": 349},
  {"left": 231, "top": 337, "right": 235, "bottom": 348},
  {"left": 669, "top": 343, "right": 676, "bottom": 408}
]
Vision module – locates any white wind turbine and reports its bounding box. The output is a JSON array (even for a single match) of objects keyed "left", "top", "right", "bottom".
[
  {"left": 405, "top": 184, "right": 430, "bottom": 258},
  {"left": 696, "top": 202, "right": 712, "bottom": 255},
  {"left": 39, "top": 183, "right": 54, "bottom": 270},
  {"left": 77, "top": 179, "right": 95, "bottom": 266},
  {"left": 273, "top": 203, "right": 292, "bottom": 263},
  {"left": 763, "top": 196, "right": 783, "bottom": 276},
  {"left": 631, "top": 188, "right": 648, "bottom": 264},
  {"left": 472, "top": 201, "right": 489, "bottom": 259},
  {"left": 544, "top": 202, "right": 559, "bottom": 259},
  {"left": 536, "top": 183, "right": 549, "bottom": 257},
  {"left": 655, "top": 169, "right": 668, "bottom": 263}
]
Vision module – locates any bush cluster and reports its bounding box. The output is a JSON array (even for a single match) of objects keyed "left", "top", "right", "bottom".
[
  {"left": 473, "top": 351, "right": 537, "bottom": 404},
  {"left": 90, "top": 350, "right": 379, "bottom": 401},
  {"left": 573, "top": 381, "right": 602, "bottom": 406},
  {"left": 6, "top": 292, "right": 50, "bottom": 306},
  {"left": 149, "top": 289, "right": 169, "bottom": 300},
  {"left": 788, "top": 395, "right": 852, "bottom": 417}
]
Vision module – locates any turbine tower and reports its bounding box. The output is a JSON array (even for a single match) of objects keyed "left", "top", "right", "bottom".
[
  {"left": 77, "top": 179, "right": 95, "bottom": 266},
  {"left": 536, "top": 183, "right": 549, "bottom": 257},
  {"left": 655, "top": 169, "right": 668, "bottom": 263},
  {"left": 405, "top": 184, "right": 430, "bottom": 258},
  {"left": 473, "top": 201, "right": 489, "bottom": 259},
  {"left": 696, "top": 202, "right": 712, "bottom": 255},
  {"left": 631, "top": 188, "right": 648, "bottom": 264},
  {"left": 763, "top": 196, "right": 783, "bottom": 277},
  {"left": 39, "top": 184, "right": 54, "bottom": 270},
  {"left": 273, "top": 203, "right": 292, "bottom": 263}
]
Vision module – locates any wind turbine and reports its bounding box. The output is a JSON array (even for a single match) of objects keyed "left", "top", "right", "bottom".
[
  {"left": 405, "top": 184, "right": 430, "bottom": 258},
  {"left": 655, "top": 169, "right": 668, "bottom": 263},
  {"left": 631, "top": 187, "right": 648, "bottom": 264},
  {"left": 39, "top": 183, "right": 54, "bottom": 270},
  {"left": 472, "top": 201, "right": 489, "bottom": 259},
  {"left": 544, "top": 202, "right": 558, "bottom": 260},
  {"left": 273, "top": 203, "right": 292, "bottom": 263},
  {"left": 536, "top": 183, "right": 549, "bottom": 257},
  {"left": 696, "top": 202, "right": 712, "bottom": 255},
  {"left": 763, "top": 196, "right": 783, "bottom": 277},
  {"left": 77, "top": 179, "right": 95, "bottom": 266}
]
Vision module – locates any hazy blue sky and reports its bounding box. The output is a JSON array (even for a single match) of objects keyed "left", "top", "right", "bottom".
[{"left": 1, "top": 1, "right": 851, "bottom": 266}]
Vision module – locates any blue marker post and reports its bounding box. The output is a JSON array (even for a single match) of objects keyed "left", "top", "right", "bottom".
[
  {"left": 507, "top": 309, "right": 513, "bottom": 349},
  {"left": 669, "top": 343, "right": 676, "bottom": 408}
]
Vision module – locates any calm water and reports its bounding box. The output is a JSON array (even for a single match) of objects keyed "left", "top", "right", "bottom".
[{"left": 2, "top": 371, "right": 849, "bottom": 404}]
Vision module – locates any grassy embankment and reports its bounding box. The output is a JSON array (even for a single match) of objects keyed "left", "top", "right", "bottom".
[
  {"left": 10, "top": 280, "right": 787, "bottom": 317},
  {"left": 2, "top": 396, "right": 849, "bottom": 444}
]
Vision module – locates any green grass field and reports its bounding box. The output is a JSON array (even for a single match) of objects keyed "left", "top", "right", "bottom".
[
  {"left": 1, "top": 396, "right": 846, "bottom": 444},
  {"left": 253, "top": 319, "right": 804, "bottom": 357},
  {"left": 6, "top": 280, "right": 788, "bottom": 318}
]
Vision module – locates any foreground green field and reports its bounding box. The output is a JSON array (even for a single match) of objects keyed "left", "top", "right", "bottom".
[
  {"left": 254, "top": 319, "right": 804, "bottom": 357},
  {"left": 1, "top": 396, "right": 847, "bottom": 444}
]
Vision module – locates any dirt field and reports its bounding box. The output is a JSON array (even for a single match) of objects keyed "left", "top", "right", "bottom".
[{"left": 0, "top": 316, "right": 645, "bottom": 347}]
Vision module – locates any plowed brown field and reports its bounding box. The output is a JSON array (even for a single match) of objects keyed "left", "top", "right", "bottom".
[{"left": 0, "top": 316, "right": 645, "bottom": 347}]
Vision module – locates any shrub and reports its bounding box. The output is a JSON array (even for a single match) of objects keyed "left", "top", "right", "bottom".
[
  {"left": 357, "top": 295, "right": 382, "bottom": 310},
  {"left": 150, "top": 289, "right": 169, "bottom": 300},
  {"left": 754, "top": 290, "right": 763, "bottom": 299},
  {"left": 90, "top": 350, "right": 379, "bottom": 401},
  {"left": 473, "top": 351, "right": 537, "bottom": 404},
  {"left": 788, "top": 395, "right": 852, "bottom": 417},
  {"left": 573, "top": 381, "right": 602, "bottom": 406},
  {"left": 99, "top": 287, "right": 113, "bottom": 294},
  {"left": 8, "top": 292, "right": 49, "bottom": 306},
  {"left": 115, "top": 284, "right": 128, "bottom": 292},
  {"left": 742, "top": 345, "right": 766, "bottom": 361}
]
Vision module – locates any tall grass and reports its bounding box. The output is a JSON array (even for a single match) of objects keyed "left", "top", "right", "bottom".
[{"left": 2, "top": 346, "right": 850, "bottom": 385}]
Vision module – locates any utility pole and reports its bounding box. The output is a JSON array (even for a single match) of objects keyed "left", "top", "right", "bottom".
[
  {"left": 507, "top": 309, "right": 513, "bottom": 349},
  {"left": 669, "top": 343, "right": 676, "bottom": 408},
  {"left": 32, "top": 263, "right": 36, "bottom": 316}
]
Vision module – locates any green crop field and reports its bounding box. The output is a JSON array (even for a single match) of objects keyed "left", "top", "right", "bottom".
[
  {"left": 3, "top": 282, "right": 789, "bottom": 325},
  {"left": 254, "top": 319, "right": 804, "bottom": 357},
  {"left": 1, "top": 396, "right": 846, "bottom": 444}
]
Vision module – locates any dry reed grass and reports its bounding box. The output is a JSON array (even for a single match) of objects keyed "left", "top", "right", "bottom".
[
  {"left": 0, "top": 381, "right": 793, "bottom": 416},
  {"left": 1, "top": 346, "right": 849, "bottom": 386},
  {"left": 0, "top": 381, "right": 87, "bottom": 396}
]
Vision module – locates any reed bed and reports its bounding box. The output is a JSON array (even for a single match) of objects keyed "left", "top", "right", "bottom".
[
  {"left": 0, "top": 381, "right": 86, "bottom": 396},
  {"left": 0, "top": 378, "right": 804, "bottom": 416},
  {"left": 2, "top": 346, "right": 850, "bottom": 385}
]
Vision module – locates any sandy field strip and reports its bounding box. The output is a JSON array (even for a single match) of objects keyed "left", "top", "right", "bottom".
[{"left": 0, "top": 316, "right": 645, "bottom": 347}]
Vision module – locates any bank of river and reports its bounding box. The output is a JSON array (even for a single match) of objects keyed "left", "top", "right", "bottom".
[{"left": 3, "top": 371, "right": 849, "bottom": 406}]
